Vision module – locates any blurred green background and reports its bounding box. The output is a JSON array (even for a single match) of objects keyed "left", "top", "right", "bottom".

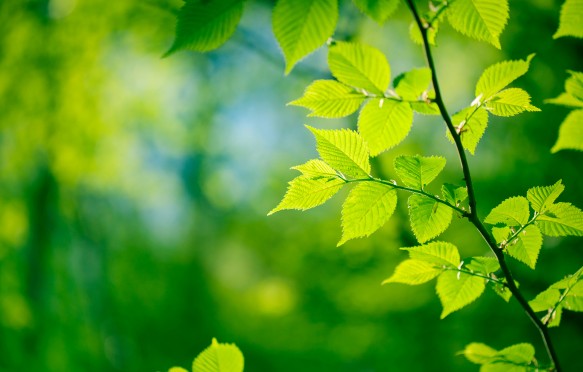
[{"left": 0, "top": 0, "right": 582, "bottom": 371}]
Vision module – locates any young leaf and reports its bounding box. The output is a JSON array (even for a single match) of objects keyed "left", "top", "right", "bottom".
[
  {"left": 273, "top": 0, "right": 338, "bottom": 75},
  {"left": 484, "top": 196, "right": 530, "bottom": 227},
  {"left": 401, "top": 241, "right": 461, "bottom": 267},
  {"left": 465, "top": 256, "right": 500, "bottom": 274},
  {"left": 409, "top": 20, "right": 439, "bottom": 46},
  {"left": 394, "top": 68, "right": 432, "bottom": 100},
  {"left": 496, "top": 343, "right": 535, "bottom": 365},
  {"left": 491, "top": 226, "right": 511, "bottom": 245},
  {"left": 165, "top": 0, "right": 244, "bottom": 56},
  {"left": 352, "top": 0, "right": 400, "bottom": 24},
  {"left": 564, "top": 70, "right": 583, "bottom": 101},
  {"left": 462, "top": 342, "right": 536, "bottom": 370},
  {"left": 462, "top": 343, "right": 498, "bottom": 364},
  {"left": 446, "top": 0, "right": 509, "bottom": 49},
  {"left": 169, "top": 367, "right": 189, "bottom": 372},
  {"left": 192, "top": 338, "right": 244, "bottom": 372},
  {"left": 328, "top": 41, "right": 391, "bottom": 95},
  {"left": 475, "top": 55, "right": 534, "bottom": 100},
  {"left": 537, "top": 202, "right": 583, "bottom": 236},
  {"left": 505, "top": 225, "right": 543, "bottom": 269},
  {"left": 358, "top": 99, "right": 414, "bottom": 155},
  {"left": 410, "top": 101, "right": 441, "bottom": 115},
  {"left": 383, "top": 259, "right": 442, "bottom": 285},
  {"left": 289, "top": 80, "right": 366, "bottom": 118},
  {"left": 554, "top": 0, "right": 583, "bottom": 39},
  {"left": 546, "top": 92, "right": 583, "bottom": 108},
  {"left": 307, "top": 126, "right": 371, "bottom": 178},
  {"left": 551, "top": 109, "right": 583, "bottom": 152},
  {"left": 526, "top": 180, "right": 564, "bottom": 214},
  {"left": 338, "top": 183, "right": 397, "bottom": 245},
  {"left": 408, "top": 194, "right": 453, "bottom": 243},
  {"left": 394, "top": 155, "right": 446, "bottom": 190},
  {"left": 486, "top": 88, "right": 540, "bottom": 117},
  {"left": 291, "top": 159, "right": 338, "bottom": 178},
  {"left": 268, "top": 176, "right": 344, "bottom": 215},
  {"left": 436, "top": 271, "right": 486, "bottom": 318},
  {"left": 449, "top": 106, "right": 489, "bottom": 154},
  {"left": 442, "top": 183, "right": 468, "bottom": 206},
  {"left": 490, "top": 280, "right": 513, "bottom": 302}
]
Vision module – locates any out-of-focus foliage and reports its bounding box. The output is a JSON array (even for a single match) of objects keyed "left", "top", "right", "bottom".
[{"left": 0, "top": 0, "right": 582, "bottom": 371}]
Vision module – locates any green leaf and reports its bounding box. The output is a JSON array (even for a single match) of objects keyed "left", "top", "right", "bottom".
[
  {"left": 408, "top": 194, "right": 453, "bottom": 243},
  {"left": 409, "top": 20, "right": 439, "bottom": 46},
  {"left": 486, "top": 88, "right": 540, "bottom": 117},
  {"left": 475, "top": 55, "right": 534, "bottom": 100},
  {"left": 352, "top": 0, "right": 400, "bottom": 24},
  {"left": 446, "top": 0, "right": 509, "bottom": 49},
  {"left": 496, "top": 343, "right": 535, "bottom": 365},
  {"left": 358, "top": 99, "right": 414, "bottom": 156},
  {"left": 491, "top": 226, "right": 511, "bottom": 245},
  {"left": 436, "top": 271, "right": 486, "bottom": 318},
  {"left": 462, "top": 343, "right": 497, "bottom": 364},
  {"left": 339, "top": 183, "right": 397, "bottom": 245},
  {"left": 165, "top": 0, "right": 244, "bottom": 56},
  {"left": 289, "top": 80, "right": 366, "bottom": 118},
  {"left": 273, "top": 0, "right": 338, "bottom": 74},
  {"left": 564, "top": 280, "right": 583, "bottom": 311},
  {"left": 401, "top": 241, "right": 461, "bottom": 267},
  {"left": 328, "top": 41, "right": 391, "bottom": 95},
  {"left": 410, "top": 101, "right": 441, "bottom": 115},
  {"left": 565, "top": 70, "right": 583, "bottom": 101},
  {"left": 383, "top": 259, "right": 442, "bottom": 285},
  {"left": 394, "top": 68, "right": 433, "bottom": 100},
  {"left": 465, "top": 256, "right": 500, "bottom": 274},
  {"left": 291, "top": 159, "right": 338, "bottom": 178},
  {"left": 307, "top": 126, "right": 371, "bottom": 178},
  {"left": 529, "top": 287, "right": 561, "bottom": 312},
  {"left": 268, "top": 175, "right": 344, "bottom": 215},
  {"left": 537, "top": 202, "right": 583, "bottom": 236},
  {"left": 484, "top": 196, "right": 530, "bottom": 227},
  {"left": 192, "top": 338, "right": 244, "bottom": 372},
  {"left": 449, "top": 106, "right": 489, "bottom": 154},
  {"left": 526, "top": 180, "right": 564, "bottom": 214},
  {"left": 552, "top": 109, "right": 583, "bottom": 152},
  {"left": 554, "top": 0, "right": 583, "bottom": 39},
  {"left": 442, "top": 183, "right": 468, "bottom": 206},
  {"left": 505, "top": 225, "right": 543, "bottom": 269},
  {"left": 394, "top": 155, "right": 446, "bottom": 190},
  {"left": 489, "top": 280, "right": 512, "bottom": 302},
  {"left": 545, "top": 92, "right": 583, "bottom": 108}
]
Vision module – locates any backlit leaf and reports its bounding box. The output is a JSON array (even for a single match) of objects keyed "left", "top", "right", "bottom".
[
  {"left": 291, "top": 159, "right": 338, "bottom": 178},
  {"left": 353, "top": 0, "right": 400, "bottom": 24},
  {"left": 408, "top": 194, "right": 453, "bottom": 243},
  {"left": 545, "top": 92, "right": 583, "bottom": 108},
  {"left": 165, "top": 0, "right": 244, "bottom": 56},
  {"left": 554, "top": 0, "right": 583, "bottom": 39},
  {"left": 442, "top": 183, "right": 468, "bottom": 206},
  {"left": 447, "top": 0, "right": 509, "bottom": 49},
  {"left": 449, "top": 106, "right": 489, "bottom": 154},
  {"left": 486, "top": 88, "right": 540, "bottom": 117},
  {"left": 484, "top": 196, "right": 530, "bottom": 227},
  {"left": 192, "top": 338, "right": 244, "bottom": 372},
  {"left": 273, "top": 0, "right": 338, "bottom": 74},
  {"left": 551, "top": 109, "right": 583, "bottom": 152},
  {"left": 537, "top": 202, "right": 583, "bottom": 236},
  {"left": 394, "top": 68, "right": 432, "bottom": 100},
  {"left": 358, "top": 99, "right": 413, "bottom": 156},
  {"left": 289, "top": 80, "right": 366, "bottom": 118},
  {"left": 465, "top": 256, "right": 500, "bottom": 274},
  {"left": 328, "top": 41, "right": 391, "bottom": 95},
  {"left": 268, "top": 176, "right": 344, "bottom": 215},
  {"left": 383, "top": 259, "right": 442, "bottom": 285},
  {"left": 526, "top": 180, "right": 564, "bottom": 214},
  {"left": 401, "top": 241, "right": 461, "bottom": 267},
  {"left": 394, "top": 155, "right": 446, "bottom": 190},
  {"left": 565, "top": 70, "right": 583, "bottom": 101},
  {"left": 339, "top": 182, "right": 397, "bottom": 245},
  {"left": 505, "top": 225, "right": 543, "bottom": 269},
  {"left": 462, "top": 343, "right": 497, "bottom": 364},
  {"left": 475, "top": 55, "right": 534, "bottom": 100},
  {"left": 437, "top": 271, "right": 486, "bottom": 318}
]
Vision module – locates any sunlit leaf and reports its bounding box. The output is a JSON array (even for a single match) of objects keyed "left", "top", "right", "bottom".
[
  {"left": 358, "top": 99, "right": 413, "bottom": 155},
  {"left": 436, "top": 271, "right": 486, "bottom": 318},
  {"left": 394, "top": 68, "right": 432, "bottom": 100},
  {"left": 383, "top": 259, "right": 442, "bottom": 285},
  {"left": 505, "top": 225, "right": 543, "bottom": 269},
  {"left": 394, "top": 155, "right": 446, "bottom": 190},
  {"left": 486, "top": 88, "right": 540, "bottom": 117},
  {"left": 564, "top": 70, "right": 583, "bottom": 101},
  {"left": 192, "top": 338, "right": 244, "bottom": 372},
  {"left": 554, "top": 0, "right": 583, "bottom": 39},
  {"left": 446, "top": 0, "right": 509, "bottom": 49},
  {"left": 551, "top": 109, "right": 583, "bottom": 152},
  {"left": 475, "top": 55, "right": 534, "bottom": 100},
  {"left": 339, "top": 182, "right": 397, "bottom": 245},
  {"left": 545, "top": 92, "right": 583, "bottom": 108},
  {"left": 353, "top": 0, "right": 400, "bottom": 24},
  {"left": 537, "top": 202, "right": 583, "bottom": 236},
  {"left": 401, "top": 241, "right": 461, "bottom": 267},
  {"left": 449, "top": 106, "right": 489, "bottom": 154},
  {"left": 441, "top": 183, "right": 468, "bottom": 206},
  {"left": 273, "top": 0, "right": 338, "bottom": 74},
  {"left": 462, "top": 343, "right": 497, "bottom": 364},
  {"left": 484, "top": 196, "right": 530, "bottom": 227},
  {"left": 408, "top": 194, "right": 453, "bottom": 243},
  {"left": 289, "top": 80, "right": 366, "bottom": 118},
  {"left": 465, "top": 256, "right": 500, "bottom": 274},
  {"left": 526, "top": 180, "right": 564, "bottom": 214},
  {"left": 409, "top": 19, "right": 439, "bottom": 46},
  {"left": 268, "top": 175, "right": 344, "bottom": 215},
  {"left": 291, "top": 159, "right": 338, "bottom": 178}
]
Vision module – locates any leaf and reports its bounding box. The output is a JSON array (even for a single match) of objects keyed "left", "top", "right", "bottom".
[
  {"left": 462, "top": 343, "right": 497, "bottom": 364},
  {"left": 394, "top": 68, "right": 433, "bottom": 100},
  {"left": 410, "top": 101, "right": 441, "bottom": 115},
  {"left": 446, "top": 0, "right": 509, "bottom": 49},
  {"left": 268, "top": 176, "right": 344, "bottom": 215},
  {"left": 564, "top": 280, "right": 583, "bottom": 311},
  {"left": 273, "top": 0, "right": 338, "bottom": 74},
  {"left": 449, "top": 106, "right": 489, "bottom": 154},
  {"left": 505, "top": 225, "right": 543, "bottom": 269},
  {"left": 554, "top": 0, "right": 583, "bottom": 39},
  {"left": 551, "top": 109, "right": 583, "bottom": 152},
  {"left": 475, "top": 55, "right": 534, "bottom": 100},
  {"left": 442, "top": 183, "right": 468, "bottom": 206},
  {"left": 496, "top": 343, "right": 535, "bottom": 365},
  {"left": 192, "top": 338, "right": 244, "bottom": 372},
  {"left": 339, "top": 182, "right": 397, "bottom": 245},
  {"left": 409, "top": 19, "right": 439, "bottom": 46},
  {"left": 358, "top": 99, "right": 414, "bottom": 155},
  {"left": 352, "top": 0, "right": 400, "bottom": 24},
  {"left": 537, "top": 202, "right": 583, "bottom": 236},
  {"left": 565, "top": 70, "right": 583, "bottom": 101},
  {"left": 328, "top": 41, "right": 391, "bottom": 95},
  {"left": 383, "top": 259, "right": 442, "bottom": 285},
  {"left": 465, "top": 256, "right": 500, "bottom": 274},
  {"left": 165, "top": 0, "right": 244, "bottom": 56},
  {"left": 408, "top": 194, "right": 453, "bottom": 243},
  {"left": 401, "top": 241, "right": 461, "bottom": 267},
  {"left": 529, "top": 287, "right": 561, "bottom": 312},
  {"left": 484, "top": 196, "right": 530, "bottom": 227},
  {"left": 545, "top": 92, "right": 583, "bottom": 108},
  {"left": 486, "top": 88, "right": 540, "bottom": 117},
  {"left": 289, "top": 80, "right": 366, "bottom": 118},
  {"left": 291, "top": 159, "right": 338, "bottom": 178},
  {"left": 489, "top": 280, "right": 512, "bottom": 302},
  {"left": 394, "top": 155, "right": 446, "bottom": 190},
  {"left": 491, "top": 226, "right": 511, "bottom": 245},
  {"left": 169, "top": 368, "right": 189, "bottom": 372},
  {"left": 436, "top": 271, "right": 486, "bottom": 318},
  {"left": 526, "top": 180, "right": 564, "bottom": 214},
  {"left": 307, "top": 126, "right": 371, "bottom": 178}
]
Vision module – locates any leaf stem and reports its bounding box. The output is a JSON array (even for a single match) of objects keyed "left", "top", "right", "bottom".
[
  {"left": 443, "top": 266, "right": 506, "bottom": 285},
  {"left": 405, "top": 1, "right": 561, "bottom": 370}
]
